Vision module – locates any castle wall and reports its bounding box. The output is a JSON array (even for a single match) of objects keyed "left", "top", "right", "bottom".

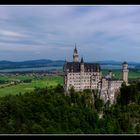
[
  {"left": 100, "top": 79, "right": 123, "bottom": 105},
  {"left": 64, "top": 48, "right": 129, "bottom": 105},
  {"left": 65, "top": 70, "right": 123, "bottom": 104},
  {"left": 65, "top": 72, "right": 101, "bottom": 91}
]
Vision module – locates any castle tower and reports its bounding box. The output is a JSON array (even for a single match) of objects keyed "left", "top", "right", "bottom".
[
  {"left": 80, "top": 57, "right": 84, "bottom": 72},
  {"left": 73, "top": 44, "right": 79, "bottom": 62},
  {"left": 122, "top": 61, "right": 129, "bottom": 84}
]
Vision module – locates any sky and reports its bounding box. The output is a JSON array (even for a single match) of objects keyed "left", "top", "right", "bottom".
[{"left": 0, "top": 5, "right": 140, "bottom": 62}]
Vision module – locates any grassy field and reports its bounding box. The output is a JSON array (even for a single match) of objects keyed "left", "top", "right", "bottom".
[
  {"left": 0, "top": 75, "right": 63, "bottom": 97},
  {"left": 0, "top": 69, "right": 139, "bottom": 97}
]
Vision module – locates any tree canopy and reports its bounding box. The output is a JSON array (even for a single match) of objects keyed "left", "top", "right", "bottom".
[{"left": 0, "top": 81, "right": 139, "bottom": 134}]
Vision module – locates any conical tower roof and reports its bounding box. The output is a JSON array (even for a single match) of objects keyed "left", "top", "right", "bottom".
[
  {"left": 74, "top": 44, "right": 78, "bottom": 54},
  {"left": 81, "top": 57, "right": 84, "bottom": 64}
]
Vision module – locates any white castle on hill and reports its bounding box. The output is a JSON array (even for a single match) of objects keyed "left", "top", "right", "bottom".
[{"left": 63, "top": 46, "right": 129, "bottom": 104}]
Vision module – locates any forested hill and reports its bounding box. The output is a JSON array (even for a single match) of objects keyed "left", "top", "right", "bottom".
[
  {"left": 0, "top": 59, "right": 139, "bottom": 70},
  {"left": 0, "top": 59, "right": 65, "bottom": 69},
  {"left": 0, "top": 81, "right": 140, "bottom": 134}
]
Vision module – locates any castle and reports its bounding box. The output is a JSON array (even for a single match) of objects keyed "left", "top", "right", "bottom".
[{"left": 63, "top": 46, "right": 129, "bottom": 104}]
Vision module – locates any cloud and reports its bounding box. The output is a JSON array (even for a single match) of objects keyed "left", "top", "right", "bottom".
[
  {"left": 0, "top": 30, "right": 25, "bottom": 37},
  {"left": 0, "top": 6, "right": 140, "bottom": 62}
]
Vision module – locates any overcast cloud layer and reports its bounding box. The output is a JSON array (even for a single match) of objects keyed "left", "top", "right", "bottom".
[{"left": 0, "top": 5, "right": 140, "bottom": 62}]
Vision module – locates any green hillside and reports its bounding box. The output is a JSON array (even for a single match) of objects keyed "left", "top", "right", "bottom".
[{"left": 0, "top": 83, "right": 139, "bottom": 134}]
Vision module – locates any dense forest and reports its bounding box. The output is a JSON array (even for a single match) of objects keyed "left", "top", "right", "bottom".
[{"left": 0, "top": 81, "right": 140, "bottom": 134}]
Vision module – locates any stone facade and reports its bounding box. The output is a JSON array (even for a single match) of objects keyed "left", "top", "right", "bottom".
[
  {"left": 99, "top": 78, "right": 123, "bottom": 104},
  {"left": 63, "top": 46, "right": 129, "bottom": 104}
]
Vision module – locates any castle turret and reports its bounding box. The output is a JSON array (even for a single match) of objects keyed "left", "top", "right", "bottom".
[
  {"left": 122, "top": 61, "right": 129, "bottom": 84},
  {"left": 80, "top": 57, "right": 84, "bottom": 72},
  {"left": 73, "top": 44, "right": 79, "bottom": 62}
]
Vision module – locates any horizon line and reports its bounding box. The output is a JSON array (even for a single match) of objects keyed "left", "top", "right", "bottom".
[{"left": 0, "top": 59, "right": 139, "bottom": 63}]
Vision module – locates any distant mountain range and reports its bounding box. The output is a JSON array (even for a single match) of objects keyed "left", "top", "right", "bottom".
[
  {"left": 90, "top": 60, "right": 140, "bottom": 65},
  {"left": 0, "top": 59, "right": 64, "bottom": 70},
  {"left": 0, "top": 59, "right": 139, "bottom": 70}
]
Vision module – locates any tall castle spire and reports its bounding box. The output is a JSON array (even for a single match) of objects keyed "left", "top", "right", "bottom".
[
  {"left": 73, "top": 44, "right": 79, "bottom": 62},
  {"left": 74, "top": 43, "right": 78, "bottom": 53}
]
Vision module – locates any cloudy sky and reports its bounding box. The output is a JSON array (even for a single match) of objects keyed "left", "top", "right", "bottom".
[{"left": 0, "top": 5, "right": 140, "bottom": 62}]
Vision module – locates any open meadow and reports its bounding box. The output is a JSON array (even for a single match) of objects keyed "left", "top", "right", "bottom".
[
  {"left": 0, "top": 69, "right": 139, "bottom": 97},
  {"left": 0, "top": 74, "right": 63, "bottom": 97}
]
